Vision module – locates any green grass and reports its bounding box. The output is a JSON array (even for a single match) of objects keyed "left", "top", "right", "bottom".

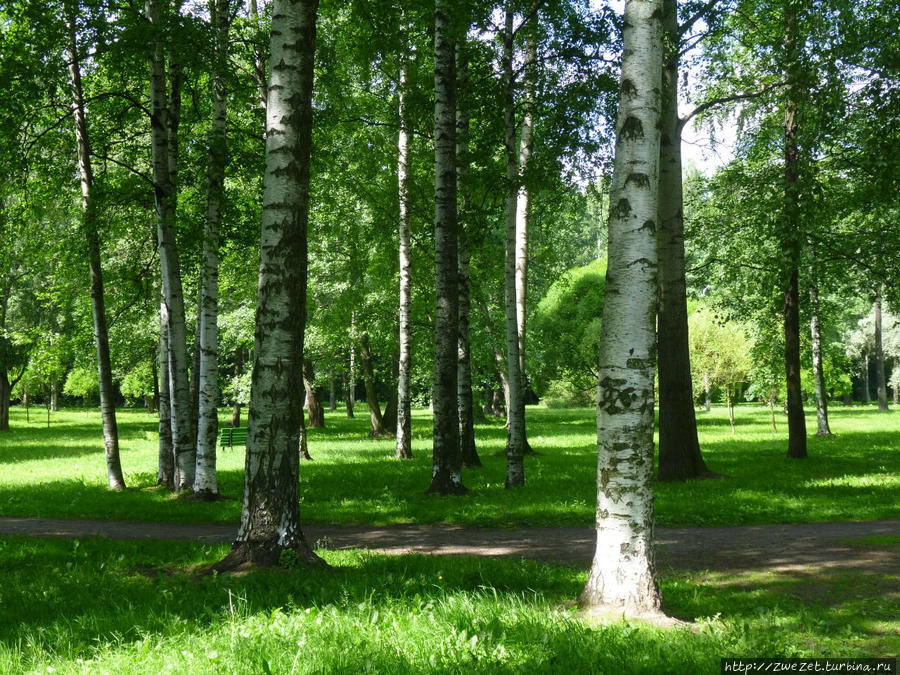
[
  {"left": 0, "top": 537, "right": 895, "bottom": 674},
  {"left": 0, "top": 404, "right": 898, "bottom": 528}
]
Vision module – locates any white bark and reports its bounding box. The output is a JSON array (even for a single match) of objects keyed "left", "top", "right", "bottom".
[
  {"left": 230, "top": 0, "right": 320, "bottom": 564},
  {"left": 502, "top": 1, "right": 526, "bottom": 488},
  {"left": 158, "top": 299, "right": 174, "bottom": 487},
  {"left": 195, "top": 0, "right": 230, "bottom": 497},
  {"left": 396, "top": 17, "right": 413, "bottom": 460},
  {"left": 147, "top": 0, "right": 194, "bottom": 491},
  {"left": 580, "top": 0, "right": 664, "bottom": 618}
]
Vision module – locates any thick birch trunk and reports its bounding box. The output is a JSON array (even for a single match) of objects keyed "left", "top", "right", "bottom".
[
  {"left": 359, "top": 333, "right": 386, "bottom": 436},
  {"left": 195, "top": 0, "right": 231, "bottom": 499},
  {"left": 656, "top": 0, "right": 711, "bottom": 481},
  {"left": 579, "top": 0, "right": 664, "bottom": 619},
  {"left": 807, "top": 244, "right": 831, "bottom": 435},
  {"left": 428, "top": 0, "right": 465, "bottom": 495},
  {"left": 158, "top": 300, "right": 175, "bottom": 488},
  {"left": 396, "top": 22, "right": 413, "bottom": 459},
  {"left": 874, "top": 291, "right": 889, "bottom": 411},
  {"left": 216, "top": 0, "right": 323, "bottom": 571},
  {"left": 502, "top": 2, "right": 526, "bottom": 488},
  {"left": 456, "top": 42, "right": 480, "bottom": 468},
  {"left": 783, "top": 1, "right": 807, "bottom": 459},
  {"left": 147, "top": 0, "right": 195, "bottom": 489},
  {"left": 65, "top": 5, "right": 126, "bottom": 490}
]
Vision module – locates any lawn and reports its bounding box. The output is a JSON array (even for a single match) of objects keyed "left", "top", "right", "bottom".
[
  {"left": 0, "top": 404, "right": 897, "bottom": 528},
  {"left": 1, "top": 404, "right": 897, "bottom": 672}
]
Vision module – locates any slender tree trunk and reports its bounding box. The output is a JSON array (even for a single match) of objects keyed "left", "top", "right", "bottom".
[
  {"left": 807, "top": 244, "right": 831, "bottom": 435},
  {"left": 893, "top": 358, "right": 899, "bottom": 406},
  {"left": 50, "top": 384, "right": 58, "bottom": 412},
  {"left": 147, "top": 0, "right": 195, "bottom": 489},
  {"left": 298, "top": 412, "right": 312, "bottom": 461},
  {"left": 194, "top": 0, "right": 229, "bottom": 500},
  {"left": 874, "top": 290, "right": 889, "bottom": 411},
  {"left": 726, "top": 386, "right": 735, "bottom": 434},
  {"left": 770, "top": 395, "right": 778, "bottom": 432},
  {"left": 396, "top": 18, "right": 413, "bottom": 459},
  {"left": 382, "top": 353, "right": 399, "bottom": 432},
  {"left": 783, "top": 0, "right": 807, "bottom": 459},
  {"left": 0, "top": 374, "right": 10, "bottom": 432},
  {"left": 342, "top": 368, "right": 354, "bottom": 418},
  {"left": 428, "top": 0, "right": 465, "bottom": 495},
  {"left": 158, "top": 300, "right": 175, "bottom": 488},
  {"left": 656, "top": 0, "right": 711, "bottom": 481},
  {"left": 64, "top": 3, "right": 126, "bottom": 491},
  {"left": 704, "top": 371, "right": 711, "bottom": 411},
  {"left": 579, "top": 0, "right": 664, "bottom": 619},
  {"left": 303, "top": 358, "right": 325, "bottom": 427},
  {"left": 215, "top": 0, "right": 323, "bottom": 571},
  {"left": 329, "top": 370, "right": 336, "bottom": 410},
  {"left": 456, "top": 41, "right": 480, "bottom": 468},
  {"left": 349, "top": 313, "right": 357, "bottom": 413},
  {"left": 515, "top": 19, "right": 537, "bottom": 460},
  {"left": 862, "top": 349, "right": 870, "bottom": 403},
  {"left": 502, "top": 2, "right": 525, "bottom": 488},
  {"left": 358, "top": 333, "right": 386, "bottom": 436}
]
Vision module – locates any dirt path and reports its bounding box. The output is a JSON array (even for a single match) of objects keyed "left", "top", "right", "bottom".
[{"left": 0, "top": 516, "right": 897, "bottom": 574}]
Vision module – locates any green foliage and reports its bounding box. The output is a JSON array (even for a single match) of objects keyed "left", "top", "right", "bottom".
[
  {"left": 689, "top": 305, "right": 752, "bottom": 403},
  {"left": 530, "top": 257, "right": 606, "bottom": 399},
  {"left": 118, "top": 361, "right": 154, "bottom": 403},
  {"left": 63, "top": 366, "right": 98, "bottom": 402}
]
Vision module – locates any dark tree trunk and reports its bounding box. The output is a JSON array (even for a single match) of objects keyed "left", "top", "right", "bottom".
[
  {"left": 342, "top": 369, "right": 354, "bottom": 418},
  {"left": 0, "top": 374, "right": 10, "bottom": 432},
  {"left": 359, "top": 333, "right": 387, "bottom": 436},
  {"left": 303, "top": 358, "right": 325, "bottom": 427},
  {"left": 428, "top": 0, "right": 465, "bottom": 495},
  {"left": 298, "top": 412, "right": 312, "bottom": 461},
  {"left": 783, "top": 1, "right": 807, "bottom": 459},
  {"left": 455, "top": 42, "right": 480, "bottom": 469},
  {"left": 656, "top": 0, "right": 711, "bottom": 481}
]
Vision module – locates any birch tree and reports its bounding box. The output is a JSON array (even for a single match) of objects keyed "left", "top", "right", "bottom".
[
  {"left": 64, "top": 0, "right": 126, "bottom": 491},
  {"left": 579, "top": 0, "right": 665, "bottom": 619},
  {"left": 193, "top": 0, "right": 232, "bottom": 499},
  {"left": 427, "top": 0, "right": 465, "bottom": 495},
  {"left": 215, "top": 0, "right": 323, "bottom": 570}
]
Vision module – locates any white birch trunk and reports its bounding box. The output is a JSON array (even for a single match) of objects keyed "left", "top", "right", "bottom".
[
  {"left": 807, "top": 243, "right": 831, "bottom": 435},
  {"left": 396, "top": 16, "right": 413, "bottom": 459},
  {"left": 158, "top": 299, "right": 174, "bottom": 487},
  {"left": 875, "top": 290, "right": 889, "bottom": 411},
  {"left": 579, "top": 0, "right": 664, "bottom": 619},
  {"left": 502, "top": 1, "right": 526, "bottom": 488},
  {"left": 219, "top": 0, "right": 322, "bottom": 570},
  {"left": 147, "top": 0, "right": 194, "bottom": 491},
  {"left": 64, "top": 1, "right": 126, "bottom": 490},
  {"left": 194, "top": 0, "right": 230, "bottom": 498}
]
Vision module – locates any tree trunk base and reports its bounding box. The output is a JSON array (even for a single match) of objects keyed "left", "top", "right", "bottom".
[
  {"left": 209, "top": 539, "right": 327, "bottom": 575},
  {"left": 577, "top": 603, "right": 683, "bottom": 628},
  {"left": 190, "top": 489, "right": 223, "bottom": 502},
  {"left": 815, "top": 430, "right": 833, "bottom": 437},
  {"left": 425, "top": 470, "right": 468, "bottom": 496}
]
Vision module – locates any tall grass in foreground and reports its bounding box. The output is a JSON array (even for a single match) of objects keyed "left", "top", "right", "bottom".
[
  {"left": 1, "top": 537, "right": 895, "bottom": 674},
  {"left": 0, "top": 404, "right": 897, "bottom": 527}
]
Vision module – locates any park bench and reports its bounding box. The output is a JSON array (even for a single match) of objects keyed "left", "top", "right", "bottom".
[{"left": 218, "top": 426, "right": 247, "bottom": 451}]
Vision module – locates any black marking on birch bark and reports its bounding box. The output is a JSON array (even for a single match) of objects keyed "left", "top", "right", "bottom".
[
  {"left": 625, "top": 173, "right": 651, "bottom": 189},
  {"left": 626, "top": 357, "right": 654, "bottom": 370},
  {"left": 612, "top": 198, "right": 631, "bottom": 219},
  {"left": 626, "top": 257, "right": 654, "bottom": 270},
  {"left": 637, "top": 219, "right": 656, "bottom": 233},
  {"left": 598, "top": 377, "right": 635, "bottom": 414},
  {"left": 620, "top": 116, "right": 644, "bottom": 140},
  {"left": 620, "top": 78, "right": 637, "bottom": 99}
]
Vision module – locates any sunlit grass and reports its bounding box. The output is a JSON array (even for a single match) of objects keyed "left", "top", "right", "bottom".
[
  {"left": 0, "top": 403, "right": 898, "bottom": 527},
  {"left": 0, "top": 537, "right": 895, "bottom": 674}
]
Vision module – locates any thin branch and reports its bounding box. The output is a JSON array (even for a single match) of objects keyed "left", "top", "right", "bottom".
[{"left": 679, "top": 81, "right": 784, "bottom": 128}]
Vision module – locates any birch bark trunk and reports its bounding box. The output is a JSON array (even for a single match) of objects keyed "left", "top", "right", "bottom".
[
  {"left": 579, "top": 0, "right": 665, "bottom": 619},
  {"left": 456, "top": 41, "right": 480, "bottom": 469},
  {"left": 807, "top": 243, "right": 831, "bottom": 435},
  {"left": 396, "top": 18, "right": 413, "bottom": 459},
  {"left": 64, "top": 2, "right": 126, "bottom": 490},
  {"left": 194, "top": 0, "right": 230, "bottom": 499},
  {"left": 427, "top": 0, "right": 465, "bottom": 495},
  {"left": 656, "top": 0, "right": 712, "bottom": 481},
  {"left": 502, "top": 2, "right": 526, "bottom": 488},
  {"left": 147, "top": 0, "right": 195, "bottom": 489},
  {"left": 216, "top": 0, "right": 323, "bottom": 570},
  {"left": 874, "top": 290, "right": 889, "bottom": 411},
  {"left": 157, "top": 299, "right": 174, "bottom": 488}
]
